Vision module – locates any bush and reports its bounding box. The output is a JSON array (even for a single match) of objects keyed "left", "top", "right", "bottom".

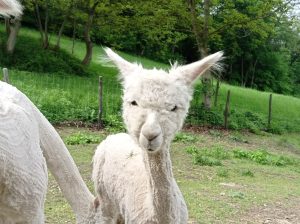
[
  {"left": 65, "top": 132, "right": 102, "bottom": 145},
  {"left": 232, "top": 148, "right": 298, "bottom": 167},
  {"left": 217, "top": 168, "right": 229, "bottom": 177},
  {"left": 173, "top": 132, "right": 197, "bottom": 143},
  {"left": 104, "top": 114, "right": 125, "bottom": 132},
  {"left": 241, "top": 169, "right": 254, "bottom": 177},
  {"left": 185, "top": 145, "right": 230, "bottom": 166},
  {"left": 193, "top": 155, "right": 222, "bottom": 166}
]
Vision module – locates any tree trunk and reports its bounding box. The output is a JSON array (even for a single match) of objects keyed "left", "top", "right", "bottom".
[
  {"left": 250, "top": 58, "right": 258, "bottom": 88},
  {"left": 72, "top": 17, "right": 76, "bottom": 54},
  {"left": 56, "top": 17, "right": 67, "bottom": 49},
  {"left": 43, "top": 0, "right": 50, "bottom": 49},
  {"left": 7, "top": 19, "right": 21, "bottom": 54},
  {"left": 241, "top": 56, "right": 244, "bottom": 86},
  {"left": 201, "top": 0, "right": 212, "bottom": 109},
  {"left": 34, "top": 0, "right": 44, "bottom": 46},
  {"left": 187, "top": 0, "right": 202, "bottom": 56},
  {"left": 187, "top": 0, "right": 213, "bottom": 109},
  {"left": 82, "top": 1, "right": 99, "bottom": 65},
  {"left": 34, "top": 0, "right": 49, "bottom": 49}
]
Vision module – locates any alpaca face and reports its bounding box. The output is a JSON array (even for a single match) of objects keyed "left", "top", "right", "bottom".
[
  {"left": 122, "top": 73, "right": 191, "bottom": 152},
  {"left": 104, "top": 48, "right": 223, "bottom": 152}
]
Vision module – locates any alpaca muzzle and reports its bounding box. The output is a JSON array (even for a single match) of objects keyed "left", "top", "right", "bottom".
[{"left": 139, "top": 114, "right": 163, "bottom": 152}]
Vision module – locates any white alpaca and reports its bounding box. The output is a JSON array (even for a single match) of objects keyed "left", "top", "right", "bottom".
[
  {"left": 0, "top": 0, "right": 22, "bottom": 17},
  {"left": 0, "top": 81, "right": 101, "bottom": 223},
  {"left": 93, "top": 48, "right": 223, "bottom": 223},
  {"left": 0, "top": 3, "right": 100, "bottom": 223}
]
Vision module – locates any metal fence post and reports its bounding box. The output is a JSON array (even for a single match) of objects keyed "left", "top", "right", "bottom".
[
  {"left": 268, "top": 94, "right": 272, "bottom": 129},
  {"left": 3, "top": 68, "right": 10, "bottom": 83},
  {"left": 224, "top": 90, "right": 231, "bottom": 129},
  {"left": 98, "top": 76, "right": 103, "bottom": 129}
]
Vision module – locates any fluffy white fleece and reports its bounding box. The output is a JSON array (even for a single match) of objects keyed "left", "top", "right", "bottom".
[
  {"left": 0, "top": 0, "right": 22, "bottom": 17},
  {"left": 93, "top": 48, "right": 223, "bottom": 223},
  {"left": 0, "top": 95, "right": 47, "bottom": 223},
  {"left": 0, "top": 81, "right": 99, "bottom": 223}
]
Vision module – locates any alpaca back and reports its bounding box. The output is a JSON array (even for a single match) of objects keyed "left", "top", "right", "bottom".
[{"left": 0, "top": 94, "right": 47, "bottom": 223}]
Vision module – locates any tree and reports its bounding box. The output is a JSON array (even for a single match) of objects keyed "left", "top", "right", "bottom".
[
  {"left": 6, "top": 17, "right": 21, "bottom": 54},
  {"left": 80, "top": 0, "right": 100, "bottom": 65}
]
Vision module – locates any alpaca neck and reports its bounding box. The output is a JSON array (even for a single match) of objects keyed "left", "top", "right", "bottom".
[
  {"left": 37, "top": 111, "right": 94, "bottom": 222},
  {"left": 143, "top": 143, "right": 174, "bottom": 220}
]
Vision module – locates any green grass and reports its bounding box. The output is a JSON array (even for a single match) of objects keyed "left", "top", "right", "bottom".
[
  {"left": 1, "top": 24, "right": 300, "bottom": 132},
  {"left": 46, "top": 126, "right": 300, "bottom": 223}
]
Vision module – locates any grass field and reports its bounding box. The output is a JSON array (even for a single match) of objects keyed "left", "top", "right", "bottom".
[
  {"left": 1, "top": 25, "right": 300, "bottom": 132},
  {"left": 45, "top": 126, "right": 300, "bottom": 223}
]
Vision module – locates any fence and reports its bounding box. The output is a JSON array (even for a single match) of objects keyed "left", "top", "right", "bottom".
[{"left": 2, "top": 68, "right": 300, "bottom": 132}]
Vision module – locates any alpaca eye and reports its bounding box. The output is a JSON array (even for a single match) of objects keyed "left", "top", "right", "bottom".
[
  {"left": 130, "top": 101, "right": 138, "bottom": 106},
  {"left": 171, "top": 105, "right": 177, "bottom": 112}
]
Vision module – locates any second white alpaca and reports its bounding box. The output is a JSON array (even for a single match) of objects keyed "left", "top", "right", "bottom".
[{"left": 93, "top": 48, "right": 223, "bottom": 223}]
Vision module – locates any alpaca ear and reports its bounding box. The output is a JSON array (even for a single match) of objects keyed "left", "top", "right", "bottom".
[
  {"left": 104, "top": 48, "right": 140, "bottom": 77},
  {"left": 173, "top": 51, "right": 224, "bottom": 85}
]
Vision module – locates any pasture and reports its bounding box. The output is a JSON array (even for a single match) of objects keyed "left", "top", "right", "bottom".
[
  {"left": 1, "top": 24, "right": 300, "bottom": 224},
  {"left": 1, "top": 26, "right": 300, "bottom": 133},
  {"left": 45, "top": 126, "right": 300, "bottom": 223}
]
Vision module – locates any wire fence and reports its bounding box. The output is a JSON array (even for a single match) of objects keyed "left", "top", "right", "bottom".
[{"left": 2, "top": 68, "right": 300, "bottom": 132}]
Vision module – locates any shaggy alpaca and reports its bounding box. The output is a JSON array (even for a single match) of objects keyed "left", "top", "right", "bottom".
[
  {"left": 0, "top": 0, "right": 22, "bottom": 17},
  {"left": 93, "top": 48, "right": 223, "bottom": 223},
  {"left": 0, "top": 80, "right": 100, "bottom": 223},
  {"left": 0, "top": 3, "right": 100, "bottom": 223}
]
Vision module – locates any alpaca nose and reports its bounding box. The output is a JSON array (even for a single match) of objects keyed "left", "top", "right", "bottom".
[
  {"left": 141, "top": 112, "right": 161, "bottom": 142},
  {"left": 144, "top": 132, "right": 159, "bottom": 142}
]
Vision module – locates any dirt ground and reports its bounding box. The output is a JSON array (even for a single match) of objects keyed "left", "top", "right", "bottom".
[{"left": 239, "top": 198, "right": 300, "bottom": 224}]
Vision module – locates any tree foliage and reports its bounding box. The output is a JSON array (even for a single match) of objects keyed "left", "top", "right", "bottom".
[{"left": 11, "top": 0, "right": 300, "bottom": 96}]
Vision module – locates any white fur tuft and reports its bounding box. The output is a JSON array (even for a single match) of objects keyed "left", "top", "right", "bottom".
[
  {"left": 0, "top": 0, "right": 23, "bottom": 17},
  {"left": 170, "top": 51, "right": 224, "bottom": 84}
]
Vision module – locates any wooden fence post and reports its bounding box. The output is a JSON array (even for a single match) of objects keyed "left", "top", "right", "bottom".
[
  {"left": 224, "top": 90, "right": 231, "bottom": 129},
  {"left": 98, "top": 76, "right": 103, "bottom": 129},
  {"left": 214, "top": 79, "right": 220, "bottom": 107},
  {"left": 3, "top": 68, "right": 9, "bottom": 83},
  {"left": 268, "top": 94, "right": 272, "bottom": 129}
]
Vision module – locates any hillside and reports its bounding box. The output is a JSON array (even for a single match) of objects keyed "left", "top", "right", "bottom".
[{"left": 1, "top": 25, "right": 300, "bottom": 133}]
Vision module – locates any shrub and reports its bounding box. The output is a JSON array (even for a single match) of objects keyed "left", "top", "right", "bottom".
[
  {"left": 104, "top": 114, "right": 125, "bottom": 132},
  {"left": 193, "top": 155, "right": 222, "bottom": 166},
  {"left": 232, "top": 148, "right": 298, "bottom": 167},
  {"left": 185, "top": 145, "right": 230, "bottom": 166},
  {"left": 241, "top": 169, "right": 254, "bottom": 177},
  {"left": 217, "top": 168, "right": 229, "bottom": 177},
  {"left": 173, "top": 132, "right": 197, "bottom": 143},
  {"left": 66, "top": 132, "right": 102, "bottom": 145}
]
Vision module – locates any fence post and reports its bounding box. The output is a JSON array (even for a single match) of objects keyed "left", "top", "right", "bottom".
[
  {"left": 98, "top": 76, "right": 103, "bottom": 129},
  {"left": 268, "top": 93, "right": 272, "bottom": 129},
  {"left": 214, "top": 79, "right": 220, "bottom": 107},
  {"left": 3, "top": 68, "right": 9, "bottom": 83},
  {"left": 224, "top": 90, "right": 231, "bottom": 129}
]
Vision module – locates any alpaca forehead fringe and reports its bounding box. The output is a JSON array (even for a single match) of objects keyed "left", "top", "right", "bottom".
[{"left": 0, "top": 0, "right": 23, "bottom": 17}]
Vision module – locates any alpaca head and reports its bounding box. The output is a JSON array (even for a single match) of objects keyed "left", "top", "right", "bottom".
[
  {"left": 105, "top": 48, "right": 223, "bottom": 153},
  {"left": 0, "top": 0, "right": 23, "bottom": 17}
]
